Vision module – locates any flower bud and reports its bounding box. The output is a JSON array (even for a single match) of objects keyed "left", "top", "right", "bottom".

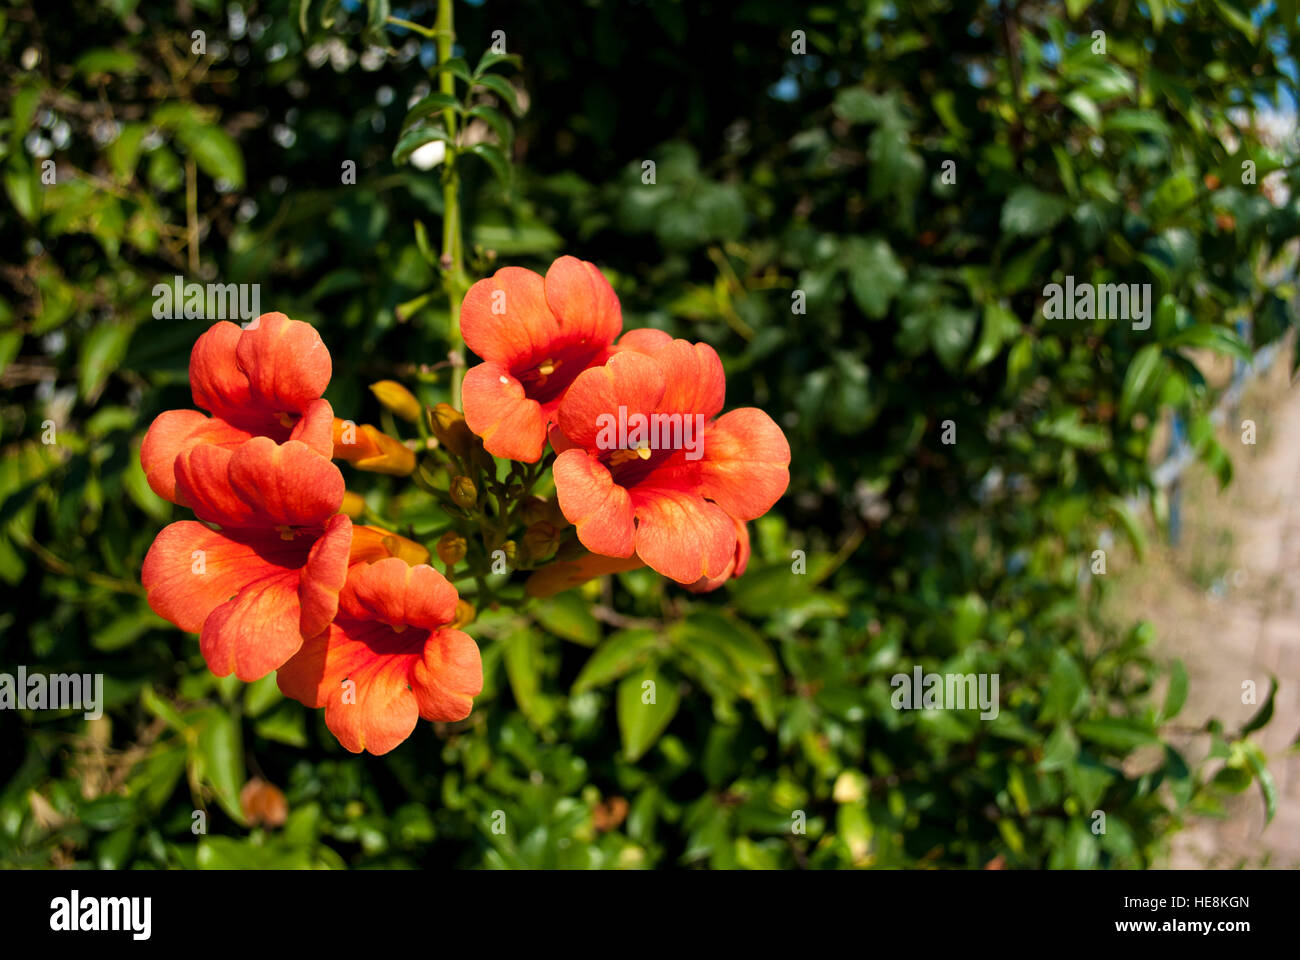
[
  {"left": 340, "top": 490, "right": 367, "bottom": 519},
  {"left": 436, "top": 531, "right": 468, "bottom": 568},
  {"left": 522, "top": 521, "right": 561, "bottom": 562},
  {"left": 452, "top": 599, "right": 476, "bottom": 629},
  {"left": 427, "top": 402, "right": 474, "bottom": 459},
  {"left": 519, "top": 495, "right": 550, "bottom": 525},
  {"left": 332, "top": 419, "right": 417, "bottom": 476},
  {"left": 369, "top": 380, "right": 422, "bottom": 422},
  {"left": 450, "top": 475, "right": 478, "bottom": 510}
]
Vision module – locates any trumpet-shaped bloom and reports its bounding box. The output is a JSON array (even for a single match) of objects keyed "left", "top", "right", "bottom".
[
  {"left": 142, "top": 513, "right": 352, "bottom": 682},
  {"left": 461, "top": 256, "right": 622, "bottom": 462},
  {"left": 142, "top": 430, "right": 352, "bottom": 681},
  {"left": 684, "top": 519, "right": 751, "bottom": 593},
  {"left": 141, "top": 314, "right": 334, "bottom": 503},
  {"left": 551, "top": 334, "right": 789, "bottom": 584},
  {"left": 277, "top": 558, "right": 483, "bottom": 755}
]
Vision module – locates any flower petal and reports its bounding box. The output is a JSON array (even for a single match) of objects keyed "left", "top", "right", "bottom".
[
  {"left": 277, "top": 619, "right": 422, "bottom": 755},
  {"left": 176, "top": 436, "right": 344, "bottom": 528},
  {"left": 631, "top": 488, "right": 737, "bottom": 583},
  {"left": 201, "top": 568, "right": 308, "bottom": 681},
  {"left": 299, "top": 514, "right": 352, "bottom": 639},
  {"left": 698, "top": 408, "right": 791, "bottom": 521},
  {"left": 462, "top": 360, "right": 547, "bottom": 462},
  {"left": 555, "top": 350, "right": 666, "bottom": 451},
  {"left": 190, "top": 321, "right": 253, "bottom": 421},
  {"left": 237, "top": 312, "right": 332, "bottom": 415},
  {"left": 340, "top": 558, "right": 460, "bottom": 631},
  {"left": 543, "top": 256, "right": 622, "bottom": 346},
  {"left": 412, "top": 627, "right": 483, "bottom": 721},
  {"left": 142, "top": 521, "right": 299, "bottom": 633},
  {"left": 140, "top": 409, "right": 251, "bottom": 504},
  {"left": 554, "top": 449, "right": 637, "bottom": 558},
  {"left": 651, "top": 338, "right": 725, "bottom": 421},
  {"left": 461, "top": 266, "right": 556, "bottom": 367}
]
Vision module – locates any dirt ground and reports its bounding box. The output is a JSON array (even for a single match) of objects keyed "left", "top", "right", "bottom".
[{"left": 1103, "top": 354, "right": 1300, "bottom": 868}]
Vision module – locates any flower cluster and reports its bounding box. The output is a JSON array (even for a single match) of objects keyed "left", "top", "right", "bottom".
[
  {"left": 461, "top": 256, "right": 789, "bottom": 592},
  {"left": 141, "top": 314, "right": 481, "bottom": 755},
  {"left": 140, "top": 257, "right": 788, "bottom": 755}
]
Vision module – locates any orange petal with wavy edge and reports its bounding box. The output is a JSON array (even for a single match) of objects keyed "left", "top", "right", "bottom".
[
  {"left": 685, "top": 519, "right": 750, "bottom": 593},
  {"left": 554, "top": 350, "right": 666, "bottom": 451},
  {"left": 461, "top": 267, "right": 555, "bottom": 367},
  {"left": 554, "top": 449, "right": 636, "bottom": 558},
  {"left": 543, "top": 255, "right": 622, "bottom": 348},
  {"left": 630, "top": 487, "right": 737, "bottom": 584},
  {"left": 698, "top": 408, "right": 791, "bottom": 521},
  {"left": 143, "top": 518, "right": 351, "bottom": 681},
  {"left": 141, "top": 409, "right": 252, "bottom": 504},
  {"left": 462, "top": 361, "right": 548, "bottom": 462},
  {"left": 340, "top": 557, "right": 459, "bottom": 631},
  {"left": 236, "top": 312, "right": 332, "bottom": 415},
  {"left": 176, "top": 436, "right": 344, "bottom": 529}
]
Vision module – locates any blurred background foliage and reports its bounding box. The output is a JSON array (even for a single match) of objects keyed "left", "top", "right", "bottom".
[{"left": 1, "top": 0, "right": 1298, "bottom": 869}]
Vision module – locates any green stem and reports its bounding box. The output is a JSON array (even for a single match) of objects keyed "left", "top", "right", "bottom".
[{"left": 436, "top": 0, "right": 469, "bottom": 411}]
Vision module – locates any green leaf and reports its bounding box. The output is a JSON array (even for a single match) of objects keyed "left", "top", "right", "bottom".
[
  {"left": 474, "top": 73, "right": 523, "bottom": 115},
  {"left": 1243, "top": 745, "right": 1277, "bottom": 824},
  {"left": 534, "top": 591, "right": 600, "bottom": 646},
  {"left": 504, "top": 629, "right": 557, "bottom": 729},
  {"left": 1241, "top": 676, "right": 1277, "bottom": 735},
  {"left": 79, "top": 322, "right": 135, "bottom": 400},
  {"left": 1162, "top": 659, "right": 1188, "bottom": 721},
  {"left": 108, "top": 123, "right": 149, "bottom": 183},
  {"left": 392, "top": 123, "right": 452, "bottom": 165},
  {"left": 617, "top": 667, "right": 680, "bottom": 762},
  {"left": 1167, "top": 324, "right": 1251, "bottom": 363},
  {"left": 434, "top": 57, "right": 473, "bottom": 86},
  {"left": 176, "top": 125, "right": 245, "bottom": 188},
  {"left": 842, "top": 236, "right": 905, "bottom": 319},
  {"left": 192, "top": 708, "right": 245, "bottom": 824},
  {"left": 1075, "top": 717, "right": 1158, "bottom": 752},
  {"left": 1118, "top": 344, "right": 1164, "bottom": 421},
  {"left": 467, "top": 142, "right": 512, "bottom": 189},
  {"left": 968, "top": 302, "right": 1020, "bottom": 371},
  {"left": 1000, "top": 187, "right": 1070, "bottom": 237},
  {"left": 474, "top": 51, "right": 522, "bottom": 77},
  {"left": 401, "top": 92, "right": 461, "bottom": 133},
  {"left": 572, "top": 628, "right": 662, "bottom": 693},
  {"left": 465, "top": 103, "right": 513, "bottom": 149}
]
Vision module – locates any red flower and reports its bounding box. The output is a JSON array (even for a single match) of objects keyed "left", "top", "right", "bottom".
[
  {"left": 142, "top": 436, "right": 352, "bottom": 682},
  {"left": 550, "top": 331, "right": 789, "bottom": 584},
  {"left": 461, "top": 256, "right": 622, "bottom": 462},
  {"left": 277, "top": 558, "right": 483, "bottom": 755},
  {"left": 141, "top": 314, "right": 334, "bottom": 503}
]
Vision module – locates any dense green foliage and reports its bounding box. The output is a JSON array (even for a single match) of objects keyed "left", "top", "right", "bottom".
[{"left": 1, "top": 0, "right": 1296, "bottom": 869}]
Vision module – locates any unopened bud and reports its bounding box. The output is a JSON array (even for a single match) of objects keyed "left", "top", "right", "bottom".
[
  {"left": 340, "top": 490, "right": 367, "bottom": 519},
  {"left": 427, "top": 403, "right": 474, "bottom": 459},
  {"left": 332, "top": 419, "right": 417, "bottom": 476},
  {"left": 436, "top": 531, "right": 468, "bottom": 568},
  {"left": 369, "top": 380, "right": 422, "bottom": 422},
  {"left": 452, "top": 599, "right": 476, "bottom": 629},
  {"left": 450, "top": 475, "right": 478, "bottom": 510},
  {"left": 522, "top": 521, "right": 561, "bottom": 562}
]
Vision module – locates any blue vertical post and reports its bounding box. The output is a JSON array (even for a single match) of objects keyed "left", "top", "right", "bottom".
[{"left": 1168, "top": 411, "right": 1186, "bottom": 546}]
